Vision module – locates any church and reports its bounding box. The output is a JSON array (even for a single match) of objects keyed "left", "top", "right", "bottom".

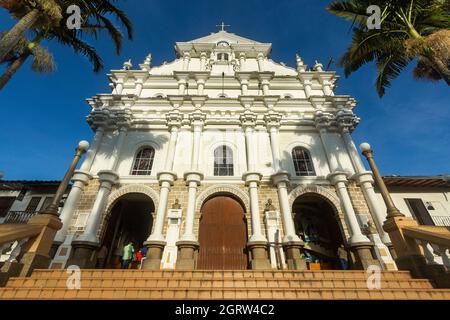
[{"left": 49, "top": 27, "right": 398, "bottom": 273}]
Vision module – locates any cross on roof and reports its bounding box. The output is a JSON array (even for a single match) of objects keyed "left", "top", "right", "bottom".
[{"left": 216, "top": 22, "right": 230, "bottom": 32}]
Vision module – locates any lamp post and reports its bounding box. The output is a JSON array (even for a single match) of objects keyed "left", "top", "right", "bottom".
[
  {"left": 42, "top": 140, "right": 90, "bottom": 216},
  {"left": 359, "top": 142, "right": 404, "bottom": 219}
]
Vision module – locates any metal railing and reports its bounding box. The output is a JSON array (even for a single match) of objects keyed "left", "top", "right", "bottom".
[
  {"left": 3, "top": 211, "right": 38, "bottom": 224},
  {"left": 431, "top": 215, "right": 450, "bottom": 227}
]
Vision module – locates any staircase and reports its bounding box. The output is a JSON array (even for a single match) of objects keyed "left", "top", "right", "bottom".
[{"left": 1, "top": 269, "right": 450, "bottom": 300}]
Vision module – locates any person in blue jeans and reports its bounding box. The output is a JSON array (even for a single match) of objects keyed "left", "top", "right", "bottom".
[{"left": 121, "top": 241, "right": 134, "bottom": 269}]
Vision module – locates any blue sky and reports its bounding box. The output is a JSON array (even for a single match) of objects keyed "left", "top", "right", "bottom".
[{"left": 0, "top": 0, "right": 449, "bottom": 180}]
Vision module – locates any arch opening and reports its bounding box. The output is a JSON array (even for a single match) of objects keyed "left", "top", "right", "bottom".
[
  {"left": 292, "top": 193, "right": 347, "bottom": 270},
  {"left": 99, "top": 192, "right": 155, "bottom": 269}
]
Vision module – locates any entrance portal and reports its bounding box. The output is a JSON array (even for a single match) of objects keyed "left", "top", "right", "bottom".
[
  {"left": 100, "top": 193, "right": 154, "bottom": 269},
  {"left": 197, "top": 195, "right": 248, "bottom": 270},
  {"left": 292, "top": 193, "right": 346, "bottom": 270}
]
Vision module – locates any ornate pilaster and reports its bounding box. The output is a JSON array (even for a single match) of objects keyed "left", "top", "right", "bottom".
[
  {"left": 194, "top": 73, "right": 209, "bottom": 95},
  {"left": 236, "top": 72, "right": 252, "bottom": 95},
  {"left": 258, "top": 72, "right": 274, "bottom": 95}
]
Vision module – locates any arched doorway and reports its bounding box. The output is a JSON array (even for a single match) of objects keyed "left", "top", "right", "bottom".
[
  {"left": 197, "top": 195, "right": 248, "bottom": 270},
  {"left": 292, "top": 193, "right": 346, "bottom": 270},
  {"left": 100, "top": 193, "right": 154, "bottom": 269}
]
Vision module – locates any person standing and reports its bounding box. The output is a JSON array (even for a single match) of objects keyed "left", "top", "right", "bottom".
[{"left": 121, "top": 241, "right": 134, "bottom": 269}]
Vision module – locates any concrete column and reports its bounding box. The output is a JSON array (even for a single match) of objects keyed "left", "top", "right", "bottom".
[
  {"left": 75, "top": 170, "right": 119, "bottom": 244},
  {"left": 182, "top": 52, "right": 190, "bottom": 71},
  {"left": 341, "top": 129, "right": 391, "bottom": 244},
  {"left": 144, "top": 113, "right": 181, "bottom": 269},
  {"left": 323, "top": 81, "right": 333, "bottom": 96},
  {"left": 135, "top": 80, "right": 144, "bottom": 97},
  {"left": 200, "top": 52, "right": 207, "bottom": 71},
  {"left": 257, "top": 53, "right": 264, "bottom": 71},
  {"left": 304, "top": 80, "right": 312, "bottom": 98},
  {"left": 269, "top": 126, "right": 281, "bottom": 172},
  {"left": 115, "top": 81, "right": 124, "bottom": 94},
  {"left": 261, "top": 80, "right": 270, "bottom": 95},
  {"left": 271, "top": 172, "right": 306, "bottom": 270},
  {"left": 178, "top": 80, "right": 186, "bottom": 95},
  {"left": 79, "top": 127, "right": 105, "bottom": 172},
  {"left": 239, "top": 53, "right": 246, "bottom": 71},
  {"left": 197, "top": 80, "right": 205, "bottom": 95},
  {"left": 54, "top": 171, "right": 92, "bottom": 243}
]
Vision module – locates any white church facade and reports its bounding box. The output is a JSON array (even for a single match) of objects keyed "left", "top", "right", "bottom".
[{"left": 49, "top": 29, "right": 397, "bottom": 272}]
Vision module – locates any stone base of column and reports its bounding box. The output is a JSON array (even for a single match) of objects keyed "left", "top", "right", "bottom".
[
  {"left": 282, "top": 241, "right": 307, "bottom": 270},
  {"left": 175, "top": 240, "right": 199, "bottom": 270},
  {"left": 386, "top": 243, "right": 397, "bottom": 260},
  {"left": 68, "top": 241, "right": 99, "bottom": 269},
  {"left": 142, "top": 240, "right": 166, "bottom": 270},
  {"left": 247, "top": 241, "right": 271, "bottom": 270},
  {"left": 349, "top": 243, "right": 380, "bottom": 270}
]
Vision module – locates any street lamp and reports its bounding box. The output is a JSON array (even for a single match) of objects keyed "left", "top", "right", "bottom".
[
  {"left": 359, "top": 142, "right": 404, "bottom": 219},
  {"left": 42, "top": 140, "right": 90, "bottom": 216}
]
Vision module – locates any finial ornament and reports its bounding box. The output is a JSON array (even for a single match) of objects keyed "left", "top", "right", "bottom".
[
  {"left": 123, "top": 59, "right": 133, "bottom": 70},
  {"left": 313, "top": 60, "right": 323, "bottom": 72},
  {"left": 296, "top": 54, "right": 306, "bottom": 72}
]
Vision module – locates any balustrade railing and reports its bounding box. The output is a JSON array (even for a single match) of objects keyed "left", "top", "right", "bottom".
[{"left": 3, "top": 211, "right": 38, "bottom": 224}]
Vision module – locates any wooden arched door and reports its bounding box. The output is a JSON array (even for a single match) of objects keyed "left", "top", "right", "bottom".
[{"left": 197, "top": 196, "right": 248, "bottom": 270}]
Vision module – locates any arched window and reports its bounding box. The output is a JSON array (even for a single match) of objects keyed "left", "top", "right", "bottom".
[
  {"left": 214, "top": 145, "right": 234, "bottom": 176},
  {"left": 292, "top": 147, "right": 315, "bottom": 176},
  {"left": 131, "top": 147, "right": 155, "bottom": 175}
]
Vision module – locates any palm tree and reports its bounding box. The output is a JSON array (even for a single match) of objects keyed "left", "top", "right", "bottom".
[
  {"left": 0, "top": 0, "right": 133, "bottom": 89},
  {"left": 0, "top": 0, "right": 62, "bottom": 62},
  {"left": 327, "top": 0, "right": 450, "bottom": 96},
  {"left": 0, "top": 33, "right": 55, "bottom": 90}
]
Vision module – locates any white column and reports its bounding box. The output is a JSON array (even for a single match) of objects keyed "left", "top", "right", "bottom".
[
  {"left": 257, "top": 53, "right": 264, "bottom": 71},
  {"left": 135, "top": 80, "right": 144, "bottom": 97},
  {"left": 77, "top": 171, "right": 119, "bottom": 243},
  {"left": 178, "top": 80, "right": 186, "bottom": 95},
  {"left": 329, "top": 173, "right": 370, "bottom": 244},
  {"left": 147, "top": 113, "right": 181, "bottom": 242},
  {"left": 341, "top": 127, "right": 391, "bottom": 244},
  {"left": 269, "top": 127, "right": 281, "bottom": 171},
  {"left": 317, "top": 120, "right": 370, "bottom": 245},
  {"left": 272, "top": 173, "right": 301, "bottom": 243},
  {"left": 79, "top": 127, "right": 105, "bottom": 172},
  {"left": 304, "top": 80, "right": 312, "bottom": 98},
  {"left": 239, "top": 53, "right": 246, "bottom": 71},
  {"left": 241, "top": 111, "right": 267, "bottom": 243},
  {"left": 182, "top": 52, "right": 190, "bottom": 71},
  {"left": 164, "top": 125, "right": 180, "bottom": 171},
  {"left": 180, "top": 111, "right": 205, "bottom": 242},
  {"left": 148, "top": 174, "right": 174, "bottom": 241},
  {"left": 261, "top": 80, "right": 270, "bottom": 95},
  {"left": 200, "top": 52, "right": 207, "bottom": 71},
  {"left": 197, "top": 80, "right": 205, "bottom": 95},
  {"left": 323, "top": 81, "right": 333, "bottom": 96},
  {"left": 54, "top": 172, "right": 92, "bottom": 243},
  {"left": 76, "top": 126, "right": 128, "bottom": 243},
  {"left": 114, "top": 81, "right": 124, "bottom": 95}
]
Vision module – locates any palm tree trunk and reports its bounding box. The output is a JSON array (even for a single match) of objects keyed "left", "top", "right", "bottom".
[
  {"left": 0, "top": 9, "right": 39, "bottom": 63},
  {"left": 0, "top": 51, "right": 31, "bottom": 90},
  {"left": 423, "top": 54, "right": 450, "bottom": 86}
]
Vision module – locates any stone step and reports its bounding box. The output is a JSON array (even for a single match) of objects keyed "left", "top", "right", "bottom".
[
  {"left": 31, "top": 269, "right": 414, "bottom": 280},
  {"left": 1, "top": 287, "right": 449, "bottom": 300},
  {"left": 6, "top": 277, "right": 434, "bottom": 290}
]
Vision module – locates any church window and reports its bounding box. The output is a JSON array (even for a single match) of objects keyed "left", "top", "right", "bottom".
[
  {"left": 131, "top": 147, "right": 155, "bottom": 175},
  {"left": 217, "top": 53, "right": 229, "bottom": 61},
  {"left": 292, "top": 147, "right": 315, "bottom": 176},
  {"left": 214, "top": 145, "right": 234, "bottom": 176}
]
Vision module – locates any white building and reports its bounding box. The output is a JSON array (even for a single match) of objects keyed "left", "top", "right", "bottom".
[{"left": 50, "top": 29, "right": 404, "bottom": 271}]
